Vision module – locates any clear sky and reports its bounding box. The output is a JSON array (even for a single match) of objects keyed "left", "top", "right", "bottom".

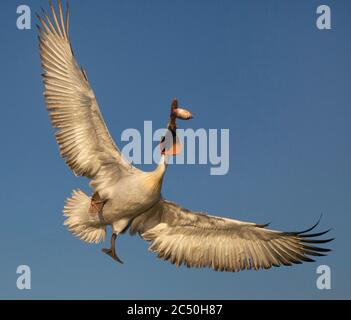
[{"left": 0, "top": 0, "right": 350, "bottom": 299}]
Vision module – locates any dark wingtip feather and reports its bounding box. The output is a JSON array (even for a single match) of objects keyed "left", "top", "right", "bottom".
[
  {"left": 302, "top": 238, "right": 335, "bottom": 244},
  {"left": 66, "top": 1, "right": 70, "bottom": 38},
  {"left": 280, "top": 214, "right": 334, "bottom": 263},
  {"left": 303, "top": 244, "right": 332, "bottom": 253},
  {"left": 287, "top": 214, "right": 323, "bottom": 236},
  {"left": 300, "top": 229, "right": 332, "bottom": 238},
  {"left": 256, "top": 222, "right": 271, "bottom": 228},
  {"left": 303, "top": 251, "right": 326, "bottom": 257}
]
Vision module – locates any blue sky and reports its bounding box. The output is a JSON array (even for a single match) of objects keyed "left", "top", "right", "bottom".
[{"left": 0, "top": 0, "right": 350, "bottom": 299}]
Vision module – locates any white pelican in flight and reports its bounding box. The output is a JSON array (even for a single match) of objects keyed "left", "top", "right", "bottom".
[{"left": 37, "top": 1, "right": 333, "bottom": 272}]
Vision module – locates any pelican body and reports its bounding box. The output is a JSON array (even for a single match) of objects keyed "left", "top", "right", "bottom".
[
  {"left": 98, "top": 160, "right": 167, "bottom": 231},
  {"left": 37, "top": 1, "right": 333, "bottom": 272}
]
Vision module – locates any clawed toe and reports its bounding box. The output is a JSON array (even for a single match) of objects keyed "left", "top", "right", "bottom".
[
  {"left": 102, "top": 247, "right": 112, "bottom": 255},
  {"left": 102, "top": 233, "right": 124, "bottom": 264},
  {"left": 102, "top": 247, "right": 124, "bottom": 264}
]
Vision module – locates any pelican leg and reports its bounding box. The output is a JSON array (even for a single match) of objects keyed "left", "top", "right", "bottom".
[
  {"left": 102, "top": 233, "right": 124, "bottom": 264},
  {"left": 89, "top": 192, "right": 106, "bottom": 215}
]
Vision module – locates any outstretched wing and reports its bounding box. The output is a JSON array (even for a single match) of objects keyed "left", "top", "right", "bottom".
[
  {"left": 130, "top": 200, "right": 333, "bottom": 272},
  {"left": 37, "top": 1, "right": 140, "bottom": 187}
]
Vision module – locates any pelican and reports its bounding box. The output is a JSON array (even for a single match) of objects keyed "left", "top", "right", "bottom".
[{"left": 37, "top": 1, "right": 333, "bottom": 272}]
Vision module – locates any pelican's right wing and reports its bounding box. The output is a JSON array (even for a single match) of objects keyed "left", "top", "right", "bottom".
[
  {"left": 130, "top": 199, "right": 333, "bottom": 272},
  {"left": 37, "top": 1, "right": 140, "bottom": 186}
]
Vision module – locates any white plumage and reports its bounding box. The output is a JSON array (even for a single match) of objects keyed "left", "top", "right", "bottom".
[{"left": 38, "top": 1, "right": 333, "bottom": 272}]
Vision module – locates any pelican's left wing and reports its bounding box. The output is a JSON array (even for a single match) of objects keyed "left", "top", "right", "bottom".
[
  {"left": 130, "top": 200, "right": 333, "bottom": 272},
  {"left": 37, "top": 1, "right": 140, "bottom": 189}
]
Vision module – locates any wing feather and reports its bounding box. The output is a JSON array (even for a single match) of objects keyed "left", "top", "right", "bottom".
[
  {"left": 38, "top": 1, "right": 139, "bottom": 187},
  {"left": 130, "top": 199, "right": 333, "bottom": 272}
]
